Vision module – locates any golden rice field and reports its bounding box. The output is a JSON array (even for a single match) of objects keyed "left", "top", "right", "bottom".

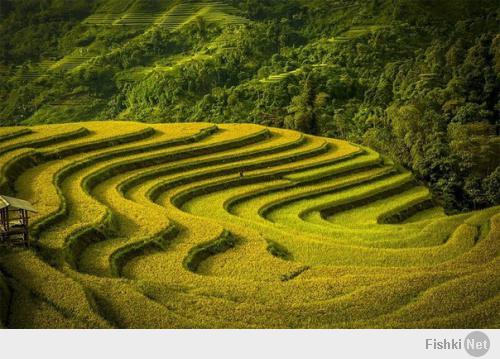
[{"left": 0, "top": 121, "right": 498, "bottom": 328}]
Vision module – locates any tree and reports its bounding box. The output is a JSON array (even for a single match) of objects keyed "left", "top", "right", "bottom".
[
  {"left": 285, "top": 76, "right": 328, "bottom": 133},
  {"left": 483, "top": 167, "right": 500, "bottom": 205}
]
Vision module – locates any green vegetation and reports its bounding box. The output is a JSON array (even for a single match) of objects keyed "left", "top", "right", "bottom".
[
  {"left": 0, "top": 0, "right": 498, "bottom": 212},
  {"left": 0, "top": 0, "right": 500, "bottom": 213},
  {"left": 0, "top": 121, "right": 498, "bottom": 328},
  {"left": 266, "top": 240, "right": 292, "bottom": 261}
]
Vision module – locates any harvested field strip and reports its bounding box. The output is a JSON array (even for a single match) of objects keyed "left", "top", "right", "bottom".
[
  {"left": 258, "top": 172, "right": 448, "bottom": 244},
  {"left": 232, "top": 166, "right": 396, "bottom": 222},
  {"left": 179, "top": 176, "right": 480, "bottom": 268},
  {"left": 219, "top": 170, "right": 465, "bottom": 248},
  {"left": 0, "top": 126, "right": 97, "bottom": 194},
  {"left": 147, "top": 136, "right": 361, "bottom": 212},
  {"left": 78, "top": 127, "right": 313, "bottom": 276},
  {"left": 133, "top": 153, "right": 388, "bottom": 277},
  {"left": 316, "top": 176, "right": 418, "bottom": 220},
  {"left": 11, "top": 124, "right": 212, "bottom": 271},
  {"left": 21, "top": 122, "right": 214, "bottom": 231},
  {"left": 112, "top": 135, "right": 355, "bottom": 280},
  {"left": 119, "top": 129, "right": 305, "bottom": 194},
  {"left": 139, "top": 136, "right": 331, "bottom": 206},
  {"left": 83, "top": 129, "right": 304, "bottom": 274},
  {"left": 0, "top": 128, "right": 32, "bottom": 142},
  {"left": 14, "top": 124, "right": 161, "bottom": 232},
  {"left": 29, "top": 123, "right": 221, "bottom": 255},
  {"left": 0, "top": 126, "right": 89, "bottom": 157},
  {"left": 34, "top": 124, "right": 267, "bottom": 269}
]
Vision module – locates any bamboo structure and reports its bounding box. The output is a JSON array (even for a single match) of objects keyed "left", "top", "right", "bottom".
[{"left": 0, "top": 195, "right": 36, "bottom": 247}]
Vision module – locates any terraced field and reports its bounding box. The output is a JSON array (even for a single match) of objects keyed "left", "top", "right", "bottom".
[
  {"left": 260, "top": 68, "right": 303, "bottom": 84},
  {"left": 0, "top": 121, "right": 498, "bottom": 328},
  {"left": 50, "top": 54, "right": 94, "bottom": 72},
  {"left": 84, "top": 0, "right": 247, "bottom": 29},
  {"left": 0, "top": 60, "right": 57, "bottom": 81}
]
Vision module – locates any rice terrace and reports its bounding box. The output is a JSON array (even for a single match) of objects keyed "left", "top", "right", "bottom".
[
  {"left": 0, "top": 0, "right": 499, "bottom": 332},
  {"left": 0, "top": 121, "right": 498, "bottom": 328}
]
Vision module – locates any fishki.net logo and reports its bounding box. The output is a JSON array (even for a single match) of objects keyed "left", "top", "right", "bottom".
[{"left": 425, "top": 331, "right": 490, "bottom": 357}]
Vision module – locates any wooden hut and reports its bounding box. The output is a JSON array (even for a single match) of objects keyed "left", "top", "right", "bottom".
[{"left": 0, "top": 195, "right": 36, "bottom": 247}]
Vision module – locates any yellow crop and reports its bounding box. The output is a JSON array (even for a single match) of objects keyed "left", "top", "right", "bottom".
[{"left": 0, "top": 121, "right": 498, "bottom": 328}]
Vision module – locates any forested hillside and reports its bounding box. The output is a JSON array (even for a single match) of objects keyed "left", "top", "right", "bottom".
[{"left": 0, "top": 0, "right": 498, "bottom": 212}]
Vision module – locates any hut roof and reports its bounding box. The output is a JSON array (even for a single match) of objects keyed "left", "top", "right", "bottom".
[{"left": 0, "top": 195, "right": 37, "bottom": 212}]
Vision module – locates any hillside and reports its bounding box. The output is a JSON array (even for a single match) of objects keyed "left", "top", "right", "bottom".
[
  {"left": 0, "top": 0, "right": 499, "bottom": 213},
  {"left": 0, "top": 121, "right": 498, "bottom": 328}
]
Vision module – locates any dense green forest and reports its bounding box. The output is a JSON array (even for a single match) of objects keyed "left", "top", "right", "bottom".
[{"left": 0, "top": 0, "right": 498, "bottom": 212}]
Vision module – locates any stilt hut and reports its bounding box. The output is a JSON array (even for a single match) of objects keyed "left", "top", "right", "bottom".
[{"left": 0, "top": 195, "right": 36, "bottom": 247}]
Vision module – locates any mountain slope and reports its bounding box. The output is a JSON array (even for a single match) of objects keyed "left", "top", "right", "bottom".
[{"left": 0, "top": 0, "right": 498, "bottom": 212}]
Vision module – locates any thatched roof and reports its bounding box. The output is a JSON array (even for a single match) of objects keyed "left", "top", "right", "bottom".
[{"left": 0, "top": 195, "right": 37, "bottom": 212}]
